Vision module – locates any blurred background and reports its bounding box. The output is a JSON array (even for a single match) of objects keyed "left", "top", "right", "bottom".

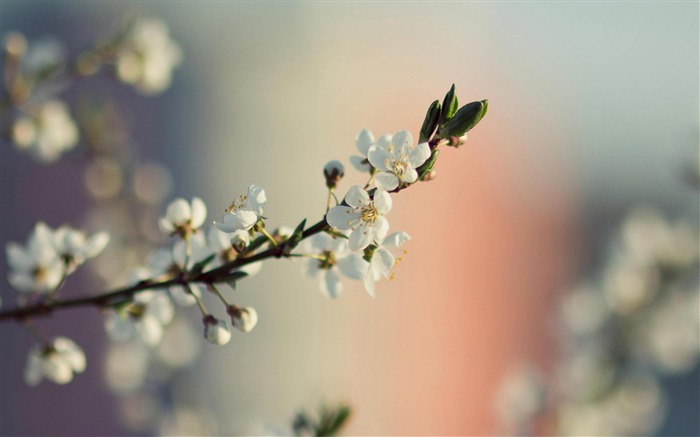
[{"left": 1, "top": 1, "right": 697, "bottom": 436}]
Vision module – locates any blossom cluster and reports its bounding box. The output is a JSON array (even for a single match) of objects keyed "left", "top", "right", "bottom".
[
  {"left": 3, "top": 17, "right": 181, "bottom": 163},
  {"left": 495, "top": 207, "right": 700, "bottom": 436}
]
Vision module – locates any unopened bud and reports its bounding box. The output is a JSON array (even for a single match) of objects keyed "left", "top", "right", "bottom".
[
  {"left": 230, "top": 230, "right": 250, "bottom": 255},
  {"left": 447, "top": 134, "right": 467, "bottom": 147},
  {"left": 422, "top": 170, "right": 437, "bottom": 181},
  {"left": 323, "top": 160, "right": 344, "bottom": 189},
  {"left": 202, "top": 315, "right": 231, "bottom": 345},
  {"left": 227, "top": 305, "right": 258, "bottom": 333}
]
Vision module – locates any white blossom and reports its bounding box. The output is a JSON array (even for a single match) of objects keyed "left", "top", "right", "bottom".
[
  {"left": 215, "top": 185, "right": 267, "bottom": 233},
  {"left": 363, "top": 231, "right": 410, "bottom": 298},
  {"left": 203, "top": 316, "right": 231, "bottom": 345},
  {"left": 52, "top": 226, "right": 110, "bottom": 273},
  {"left": 367, "top": 130, "right": 431, "bottom": 191},
  {"left": 302, "top": 233, "right": 367, "bottom": 298},
  {"left": 115, "top": 17, "right": 182, "bottom": 95},
  {"left": 228, "top": 305, "right": 258, "bottom": 333},
  {"left": 159, "top": 197, "right": 207, "bottom": 238},
  {"left": 24, "top": 337, "right": 86, "bottom": 386},
  {"left": 326, "top": 186, "right": 391, "bottom": 251},
  {"left": 12, "top": 100, "right": 78, "bottom": 163},
  {"left": 6, "top": 222, "right": 64, "bottom": 293}
]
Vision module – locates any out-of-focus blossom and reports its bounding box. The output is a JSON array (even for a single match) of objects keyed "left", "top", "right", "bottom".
[
  {"left": 203, "top": 316, "right": 231, "bottom": 345},
  {"left": 6, "top": 222, "right": 64, "bottom": 293},
  {"left": 104, "top": 340, "right": 150, "bottom": 394},
  {"left": 115, "top": 17, "right": 182, "bottom": 95},
  {"left": 560, "top": 284, "right": 609, "bottom": 336},
  {"left": 215, "top": 185, "right": 266, "bottom": 233},
  {"left": 326, "top": 186, "right": 391, "bottom": 251},
  {"left": 158, "top": 197, "right": 207, "bottom": 239},
  {"left": 105, "top": 290, "right": 175, "bottom": 347},
  {"left": 147, "top": 233, "right": 211, "bottom": 306},
  {"left": 495, "top": 365, "right": 547, "bottom": 433},
  {"left": 24, "top": 336, "right": 86, "bottom": 386},
  {"left": 302, "top": 233, "right": 366, "bottom": 298},
  {"left": 52, "top": 226, "right": 109, "bottom": 273},
  {"left": 12, "top": 100, "right": 78, "bottom": 163},
  {"left": 363, "top": 231, "right": 410, "bottom": 297},
  {"left": 367, "top": 130, "right": 431, "bottom": 191}
]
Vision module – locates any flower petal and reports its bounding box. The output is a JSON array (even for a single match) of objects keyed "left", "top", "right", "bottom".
[
  {"left": 326, "top": 206, "right": 361, "bottom": 231},
  {"left": 373, "top": 190, "right": 392, "bottom": 215},
  {"left": 372, "top": 248, "right": 395, "bottom": 279},
  {"left": 246, "top": 185, "right": 266, "bottom": 215},
  {"left": 367, "top": 145, "right": 391, "bottom": 172},
  {"left": 82, "top": 232, "right": 110, "bottom": 259},
  {"left": 138, "top": 316, "right": 164, "bottom": 347},
  {"left": 372, "top": 216, "right": 390, "bottom": 244},
  {"left": 391, "top": 130, "right": 413, "bottom": 150},
  {"left": 337, "top": 254, "right": 368, "bottom": 279},
  {"left": 349, "top": 155, "right": 370, "bottom": 173},
  {"left": 344, "top": 186, "right": 370, "bottom": 208},
  {"left": 402, "top": 166, "right": 419, "bottom": 184},
  {"left": 374, "top": 172, "right": 399, "bottom": 191},
  {"left": 383, "top": 231, "right": 411, "bottom": 247},
  {"left": 363, "top": 274, "right": 377, "bottom": 298},
  {"left": 408, "top": 142, "right": 431, "bottom": 168},
  {"left": 190, "top": 197, "right": 207, "bottom": 229},
  {"left": 6, "top": 243, "right": 34, "bottom": 272},
  {"left": 53, "top": 337, "right": 86, "bottom": 373},
  {"left": 355, "top": 128, "right": 374, "bottom": 155},
  {"left": 320, "top": 269, "right": 342, "bottom": 299},
  {"left": 349, "top": 222, "right": 373, "bottom": 251},
  {"left": 165, "top": 198, "right": 191, "bottom": 224}
]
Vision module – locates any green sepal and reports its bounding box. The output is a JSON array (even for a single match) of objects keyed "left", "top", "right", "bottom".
[
  {"left": 283, "top": 218, "right": 307, "bottom": 255},
  {"left": 317, "top": 404, "right": 352, "bottom": 437},
  {"left": 439, "top": 99, "right": 488, "bottom": 138},
  {"left": 110, "top": 300, "right": 133, "bottom": 318},
  {"left": 419, "top": 100, "right": 441, "bottom": 143},
  {"left": 417, "top": 149, "right": 439, "bottom": 180},
  {"left": 190, "top": 253, "right": 217, "bottom": 276},
  {"left": 439, "top": 84, "right": 458, "bottom": 126}
]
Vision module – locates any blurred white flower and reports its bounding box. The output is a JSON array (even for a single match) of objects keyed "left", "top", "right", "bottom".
[
  {"left": 495, "top": 365, "right": 547, "bottom": 432},
  {"left": 203, "top": 316, "right": 231, "bottom": 345},
  {"left": 104, "top": 340, "right": 150, "bottom": 394},
  {"left": 12, "top": 100, "right": 78, "bottom": 163},
  {"left": 6, "top": 222, "right": 64, "bottom": 293},
  {"left": 215, "top": 185, "right": 266, "bottom": 233},
  {"left": 367, "top": 130, "right": 431, "bottom": 191},
  {"left": 24, "top": 336, "right": 86, "bottom": 386},
  {"left": 159, "top": 197, "right": 207, "bottom": 238},
  {"left": 105, "top": 290, "right": 175, "bottom": 347},
  {"left": 560, "top": 284, "right": 609, "bottom": 336},
  {"left": 228, "top": 305, "right": 258, "bottom": 333},
  {"left": 147, "top": 233, "right": 211, "bottom": 306},
  {"left": 53, "top": 226, "right": 109, "bottom": 273},
  {"left": 115, "top": 17, "right": 182, "bottom": 95},
  {"left": 363, "top": 231, "right": 410, "bottom": 297},
  {"left": 323, "top": 160, "right": 344, "bottom": 188},
  {"left": 302, "top": 233, "right": 367, "bottom": 298},
  {"left": 326, "top": 186, "right": 391, "bottom": 251}
]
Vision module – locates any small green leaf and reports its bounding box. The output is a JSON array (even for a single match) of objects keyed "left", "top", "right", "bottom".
[
  {"left": 222, "top": 271, "right": 248, "bottom": 289},
  {"left": 283, "top": 218, "right": 307, "bottom": 255},
  {"left": 317, "top": 404, "right": 352, "bottom": 436},
  {"left": 439, "top": 99, "right": 488, "bottom": 138},
  {"left": 417, "top": 149, "right": 439, "bottom": 181},
  {"left": 439, "top": 84, "right": 458, "bottom": 126},
  {"left": 190, "top": 253, "right": 217, "bottom": 276},
  {"left": 419, "top": 100, "right": 441, "bottom": 143}
]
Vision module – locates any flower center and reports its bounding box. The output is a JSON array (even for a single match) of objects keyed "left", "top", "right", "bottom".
[
  {"left": 390, "top": 160, "right": 407, "bottom": 176},
  {"left": 319, "top": 250, "right": 336, "bottom": 269},
  {"left": 225, "top": 195, "right": 248, "bottom": 213},
  {"left": 360, "top": 204, "right": 379, "bottom": 224}
]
